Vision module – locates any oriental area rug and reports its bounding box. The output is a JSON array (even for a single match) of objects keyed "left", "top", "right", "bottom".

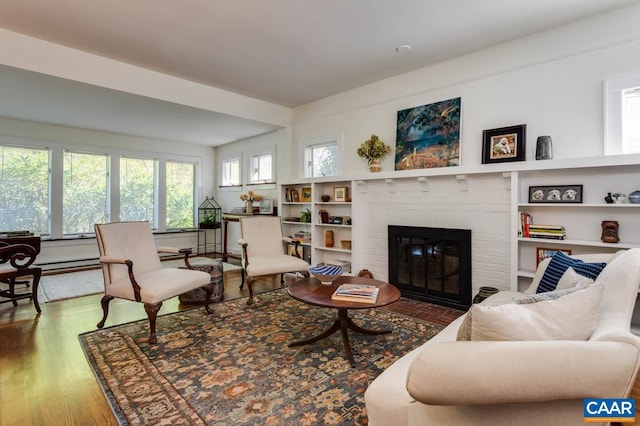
[{"left": 79, "top": 289, "right": 444, "bottom": 425}]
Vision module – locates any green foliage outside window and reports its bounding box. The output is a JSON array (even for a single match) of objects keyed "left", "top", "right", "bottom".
[
  {"left": 0, "top": 146, "right": 50, "bottom": 234},
  {"left": 120, "top": 157, "right": 155, "bottom": 226},
  {"left": 63, "top": 151, "right": 108, "bottom": 235},
  {"left": 166, "top": 161, "right": 195, "bottom": 229}
]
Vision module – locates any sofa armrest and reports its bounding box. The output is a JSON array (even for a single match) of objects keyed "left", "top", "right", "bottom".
[{"left": 406, "top": 340, "right": 640, "bottom": 405}]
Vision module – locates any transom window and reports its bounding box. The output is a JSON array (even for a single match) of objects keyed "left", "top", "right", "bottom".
[
  {"left": 605, "top": 75, "right": 640, "bottom": 155},
  {"left": 221, "top": 156, "right": 240, "bottom": 186},
  {"left": 249, "top": 151, "right": 274, "bottom": 184},
  {"left": 305, "top": 139, "right": 338, "bottom": 177}
]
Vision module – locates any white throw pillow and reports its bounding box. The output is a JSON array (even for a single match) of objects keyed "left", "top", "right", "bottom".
[
  {"left": 470, "top": 283, "right": 604, "bottom": 341},
  {"left": 555, "top": 267, "right": 594, "bottom": 290}
]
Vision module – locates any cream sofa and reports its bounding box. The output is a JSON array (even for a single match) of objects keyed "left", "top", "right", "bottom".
[{"left": 365, "top": 248, "right": 640, "bottom": 425}]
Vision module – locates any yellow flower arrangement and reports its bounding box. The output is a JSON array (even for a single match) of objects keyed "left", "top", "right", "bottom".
[{"left": 240, "top": 190, "right": 263, "bottom": 203}]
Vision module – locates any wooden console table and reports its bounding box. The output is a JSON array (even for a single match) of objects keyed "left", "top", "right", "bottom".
[{"left": 221, "top": 213, "right": 253, "bottom": 262}]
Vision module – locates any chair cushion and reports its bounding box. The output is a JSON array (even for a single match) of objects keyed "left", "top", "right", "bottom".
[
  {"left": 470, "top": 283, "right": 604, "bottom": 341},
  {"left": 105, "top": 267, "right": 211, "bottom": 304},
  {"left": 240, "top": 216, "right": 287, "bottom": 257},
  {"left": 95, "top": 222, "right": 163, "bottom": 284},
  {"left": 246, "top": 254, "right": 309, "bottom": 277}
]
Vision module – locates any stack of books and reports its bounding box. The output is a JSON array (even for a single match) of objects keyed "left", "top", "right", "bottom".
[
  {"left": 518, "top": 212, "right": 566, "bottom": 240},
  {"left": 331, "top": 284, "right": 379, "bottom": 304},
  {"left": 293, "top": 231, "right": 311, "bottom": 243},
  {"left": 527, "top": 224, "right": 566, "bottom": 240}
]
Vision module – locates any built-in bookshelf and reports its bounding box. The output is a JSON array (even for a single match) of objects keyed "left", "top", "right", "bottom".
[
  {"left": 280, "top": 180, "right": 353, "bottom": 272},
  {"left": 512, "top": 163, "right": 640, "bottom": 291}
]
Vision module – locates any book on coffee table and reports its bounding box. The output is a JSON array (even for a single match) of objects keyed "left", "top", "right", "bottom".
[{"left": 331, "top": 284, "right": 379, "bottom": 304}]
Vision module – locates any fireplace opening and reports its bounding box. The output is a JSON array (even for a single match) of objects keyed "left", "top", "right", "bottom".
[{"left": 388, "top": 225, "right": 471, "bottom": 310}]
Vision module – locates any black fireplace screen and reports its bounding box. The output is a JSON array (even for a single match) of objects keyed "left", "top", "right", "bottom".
[{"left": 388, "top": 225, "right": 471, "bottom": 310}]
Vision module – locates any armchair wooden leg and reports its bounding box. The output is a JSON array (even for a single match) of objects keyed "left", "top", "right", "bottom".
[
  {"left": 96, "top": 295, "right": 115, "bottom": 328},
  {"left": 239, "top": 268, "right": 245, "bottom": 290},
  {"left": 246, "top": 277, "right": 256, "bottom": 305},
  {"left": 144, "top": 302, "right": 162, "bottom": 345},
  {"left": 31, "top": 270, "right": 42, "bottom": 313},
  {"left": 203, "top": 284, "right": 214, "bottom": 314}
]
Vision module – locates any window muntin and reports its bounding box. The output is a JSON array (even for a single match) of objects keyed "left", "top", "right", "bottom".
[
  {"left": 63, "top": 151, "right": 108, "bottom": 235},
  {"left": 249, "top": 152, "right": 273, "bottom": 184},
  {"left": 221, "top": 157, "right": 240, "bottom": 186},
  {"left": 166, "top": 161, "right": 195, "bottom": 229},
  {"left": 305, "top": 141, "right": 338, "bottom": 177},
  {"left": 0, "top": 145, "right": 50, "bottom": 235},
  {"left": 120, "top": 156, "right": 156, "bottom": 226}
]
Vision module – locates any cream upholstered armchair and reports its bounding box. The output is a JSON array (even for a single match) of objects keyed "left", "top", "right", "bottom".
[
  {"left": 94, "top": 221, "right": 214, "bottom": 344},
  {"left": 239, "top": 216, "right": 309, "bottom": 305}
]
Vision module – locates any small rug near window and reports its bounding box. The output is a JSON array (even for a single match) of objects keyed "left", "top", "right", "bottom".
[
  {"left": 37, "top": 258, "right": 241, "bottom": 303},
  {"left": 79, "top": 289, "right": 443, "bottom": 425}
]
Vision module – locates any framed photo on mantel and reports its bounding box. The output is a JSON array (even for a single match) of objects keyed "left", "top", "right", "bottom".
[{"left": 482, "top": 124, "right": 526, "bottom": 164}]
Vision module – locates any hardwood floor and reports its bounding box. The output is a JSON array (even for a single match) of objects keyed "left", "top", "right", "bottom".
[{"left": 0, "top": 269, "right": 462, "bottom": 425}]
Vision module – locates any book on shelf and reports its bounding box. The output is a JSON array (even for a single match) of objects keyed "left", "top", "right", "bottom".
[
  {"left": 518, "top": 212, "right": 532, "bottom": 237},
  {"left": 528, "top": 224, "right": 565, "bottom": 230},
  {"left": 528, "top": 229, "right": 565, "bottom": 234},
  {"left": 331, "top": 284, "right": 379, "bottom": 304},
  {"left": 528, "top": 234, "right": 567, "bottom": 240}
]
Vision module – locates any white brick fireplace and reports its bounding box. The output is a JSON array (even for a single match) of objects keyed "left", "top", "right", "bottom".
[{"left": 351, "top": 172, "right": 511, "bottom": 299}]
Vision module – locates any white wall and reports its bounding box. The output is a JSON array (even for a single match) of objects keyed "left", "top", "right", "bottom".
[
  {"left": 292, "top": 4, "right": 640, "bottom": 174},
  {"left": 215, "top": 128, "right": 291, "bottom": 254},
  {"left": 284, "top": 4, "right": 640, "bottom": 293}
]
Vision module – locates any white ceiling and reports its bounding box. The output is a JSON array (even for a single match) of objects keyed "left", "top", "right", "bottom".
[{"left": 0, "top": 0, "right": 637, "bottom": 146}]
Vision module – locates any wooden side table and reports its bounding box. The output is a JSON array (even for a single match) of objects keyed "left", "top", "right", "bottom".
[{"left": 288, "top": 276, "right": 400, "bottom": 367}]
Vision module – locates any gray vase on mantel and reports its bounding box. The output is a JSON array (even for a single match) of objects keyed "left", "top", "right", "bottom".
[{"left": 535, "top": 136, "right": 553, "bottom": 160}]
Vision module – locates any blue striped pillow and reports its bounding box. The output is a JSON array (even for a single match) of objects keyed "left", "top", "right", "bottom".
[{"left": 536, "top": 251, "right": 606, "bottom": 293}]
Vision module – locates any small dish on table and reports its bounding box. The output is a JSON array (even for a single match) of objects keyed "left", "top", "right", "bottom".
[{"left": 308, "top": 265, "right": 344, "bottom": 285}]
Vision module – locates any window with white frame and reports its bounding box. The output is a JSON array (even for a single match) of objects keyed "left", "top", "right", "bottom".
[
  {"left": 166, "top": 161, "right": 196, "bottom": 229},
  {"left": 120, "top": 156, "right": 156, "bottom": 227},
  {"left": 1, "top": 138, "right": 201, "bottom": 238},
  {"left": 63, "top": 150, "right": 109, "bottom": 235},
  {"left": 0, "top": 145, "right": 50, "bottom": 236},
  {"left": 249, "top": 149, "right": 275, "bottom": 184},
  {"left": 221, "top": 156, "right": 240, "bottom": 186},
  {"left": 605, "top": 75, "right": 640, "bottom": 155},
  {"left": 304, "top": 137, "right": 339, "bottom": 177}
]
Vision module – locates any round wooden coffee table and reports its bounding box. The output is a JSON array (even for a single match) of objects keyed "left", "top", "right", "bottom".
[{"left": 287, "top": 276, "right": 400, "bottom": 367}]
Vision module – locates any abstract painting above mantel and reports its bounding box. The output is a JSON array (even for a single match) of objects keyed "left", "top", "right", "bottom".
[{"left": 395, "top": 97, "right": 461, "bottom": 170}]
